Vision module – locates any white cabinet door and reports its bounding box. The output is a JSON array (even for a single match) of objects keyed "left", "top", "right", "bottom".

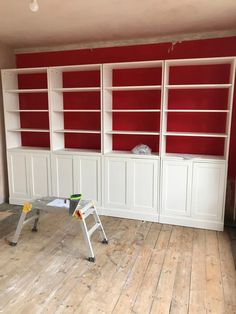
[
  {"left": 8, "top": 152, "right": 30, "bottom": 201},
  {"left": 29, "top": 154, "right": 51, "bottom": 199},
  {"left": 130, "top": 159, "right": 158, "bottom": 213},
  {"left": 51, "top": 154, "right": 74, "bottom": 198},
  {"left": 161, "top": 160, "right": 192, "bottom": 217},
  {"left": 191, "top": 162, "right": 226, "bottom": 221},
  {"left": 74, "top": 156, "right": 101, "bottom": 205},
  {"left": 104, "top": 157, "right": 131, "bottom": 209}
]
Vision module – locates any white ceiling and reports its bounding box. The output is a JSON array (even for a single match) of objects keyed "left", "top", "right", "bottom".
[{"left": 0, "top": 0, "right": 236, "bottom": 50}]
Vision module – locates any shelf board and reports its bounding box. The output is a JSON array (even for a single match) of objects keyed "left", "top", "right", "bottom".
[
  {"left": 2, "top": 67, "right": 48, "bottom": 74},
  {"left": 8, "top": 146, "right": 51, "bottom": 152},
  {"left": 8, "top": 128, "right": 50, "bottom": 133},
  {"left": 165, "top": 57, "right": 234, "bottom": 66},
  {"left": 106, "top": 130, "right": 160, "bottom": 135},
  {"left": 5, "top": 89, "right": 48, "bottom": 93},
  {"left": 53, "top": 148, "right": 101, "bottom": 154},
  {"left": 166, "top": 84, "right": 232, "bottom": 89},
  {"left": 105, "top": 85, "right": 162, "bottom": 91},
  {"left": 164, "top": 131, "right": 228, "bottom": 138},
  {"left": 103, "top": 60, "right": 163, "bottom": 69},
  {"left": 165, "top": 109, "right": 229, "bottom": 113},
  {"left": 7, "top": 110, "right": 49, "bottom": 113},
  {"left": 105, "top": 109, "right": 161, "bottom": 112},
  {"left": 52, "top": 87, "right": 100, "bottom": 92},
  {"left": 54, "top": 129, "right": 101, "bottom": 134},
  {"left": 105, "top": 150, "right": 160, "bottom": 158},
  {"left": 54, "top": 109, "right": 100, "bottom": 112},
  {"left": 50, "top": 64, "right": 101, "bottom": 72},
  {"left": 164, "top": 153, "right": 226, "bottom": 161}
]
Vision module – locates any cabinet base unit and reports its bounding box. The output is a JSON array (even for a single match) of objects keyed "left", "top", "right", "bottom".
[
  {"left": 7, "top": 149, "right": 51, "bottom": 205},
  {"left": 51, "top": 152, "right": 101, "bottom": 205},
  {"left": 160, "top": 157, "right": 226, "bottom": 231},
  {"left": 103, "top": 156, "right": 159, "bottom": 221}
]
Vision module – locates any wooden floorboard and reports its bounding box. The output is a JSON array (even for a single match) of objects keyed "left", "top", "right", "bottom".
[{"left": 0, "top": 213, "right": 236, "bottom": 314}]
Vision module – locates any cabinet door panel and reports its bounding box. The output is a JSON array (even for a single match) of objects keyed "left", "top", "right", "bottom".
[
  {"left": 74, "top": 157, "right": 101, "bottom": 205},
  {"left": 52, "top": 155, "right": 74, "bottom": 198},
  {"left": 131, "top": 159, "right": 158, "bottom": 213},
  {"left": 29, "top": 154, "right": 51, "bottom": 199},
  {"left": 8, "top": 153, "right": 29, "bottom": 200},
  {"left": 161, "top": 160, "right": 191, "bottom": 216},
  {"left": 104, "top": 157, "right": 129, "bottom": 209},
  {"left": 191, "top": 162, "right": 226, "bottom": 221}
]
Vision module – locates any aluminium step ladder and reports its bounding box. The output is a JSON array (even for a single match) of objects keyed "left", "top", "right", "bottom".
[{"left": 8, "top": 198, "right": 108, "bottom": 263}]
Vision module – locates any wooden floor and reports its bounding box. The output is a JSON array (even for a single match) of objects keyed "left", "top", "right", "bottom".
[{"left": 0, "top": 211, "right": 236, "bottom": 314}]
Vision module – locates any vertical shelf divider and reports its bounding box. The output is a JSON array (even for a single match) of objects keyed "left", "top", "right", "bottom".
[{"left": 224, "top": 59, "right": 236, "bottom": 160}]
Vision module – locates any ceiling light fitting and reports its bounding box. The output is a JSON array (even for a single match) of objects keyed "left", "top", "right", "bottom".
[{"left": 29, "top": 0, "right": 39, "bottom": 12}]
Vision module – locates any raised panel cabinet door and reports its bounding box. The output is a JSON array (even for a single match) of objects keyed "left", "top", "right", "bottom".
[
  {"left": 161, "top": 160, "right": 192, "bottom": 217},
  {"left": 29, "top": 154, "right": 51, "bottom": 199},
  {"left": 7, "top": 152, "right": 30, "bottom": 201},
  {"left": 191, "top": 162, "right": 226, "bottom": 221},
  {"left": 131, "top": 159, "right": 158, "bottom": 213},
  {"left": 74, "top": 156, "right": 101, "bottom": 205},
  {"left": 104, "top": 157, "right": 130, "bottom": 209},
  {"left": 51, "top": 154, "right": 74, "bottom": 198}
]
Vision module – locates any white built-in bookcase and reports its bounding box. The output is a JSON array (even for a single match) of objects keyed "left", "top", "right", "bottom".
[
  {"left": 49, "top": 64, "right": 102, "bottom": 153},
  {"left": 161, "top": 57, "right": 235, "bottom": 160},
  {"left": 1, "top": 57, "right": 236, "bottom": 231},
  {"left": 2, "top": 57, "right": 235, "bottom": 160},
  {"left": 1, "top": 67, "right": 49, "bottom": 150},
  {"left": 103, "top": 60, "right": 163, "bottom": 156}
]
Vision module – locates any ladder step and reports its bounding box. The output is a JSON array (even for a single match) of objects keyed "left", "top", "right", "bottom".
[
  {"left": 23, "top": 214, "right": 40, "bottom": 225},
  {"left": 88, "top": 223, "right": 101, "bottom": 237},
  {"left": 83, "top": 206, "right": 95, "bottom": 219},
  {"left": 77, "top": 201, "right": 94, "bottom": 214}
]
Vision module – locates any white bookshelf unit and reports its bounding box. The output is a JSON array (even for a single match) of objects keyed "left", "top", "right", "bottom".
[
  {"left": 161, "top": 57, "right": 235, "bottom": 160},
  {"left": 103, "top": 61, "right": 163, "bottom": 156},
  {"left": 49, "top": 64, "right": 102, "bottom": 153},
  {"left": 1, "top": 57, "right": 236, "bottom": 230},
  {"left": 1, "top": 67, "right": 50, "bottom": 150}
]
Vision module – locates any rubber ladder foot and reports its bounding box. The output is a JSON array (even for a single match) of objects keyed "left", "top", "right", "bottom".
[
  {"left": 102, "top": 239, "right": 108, "bottom": 244},
  {"left": 9, "top": 241, "right": 17, "bottom": 246}
]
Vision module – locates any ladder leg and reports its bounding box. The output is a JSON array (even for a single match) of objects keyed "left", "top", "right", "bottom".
[
  {"left": 93, "top": 205, "right": 108, "bottom": 244},
  {"left": 79, "top": 217, "right": 95, "bottom": 262},
  {"left": 32, "top": 209, "right": 40, "bottom": 232},
  {"left": 9, "top": 210, "right": 27, "bottom": 246}
]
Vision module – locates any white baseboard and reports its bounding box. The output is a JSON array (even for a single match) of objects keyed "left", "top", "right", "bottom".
[
  {"left": 159, "top": 215, "right": 224, "bottom": 231},
  {"left": 98, "top": 207, "right": 159, "bottom": 223}
]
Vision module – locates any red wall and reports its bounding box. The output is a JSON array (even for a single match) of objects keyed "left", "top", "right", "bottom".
[{"left": 16, "top": 36, "right": 236, "bottom": 179}]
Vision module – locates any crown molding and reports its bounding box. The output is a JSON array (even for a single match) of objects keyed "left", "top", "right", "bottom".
[{"left": 14, "top": 29, "right": 236, "bottom": 54}]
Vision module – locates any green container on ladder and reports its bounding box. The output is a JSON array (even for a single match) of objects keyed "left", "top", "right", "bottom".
[{"left": 68, "top": 194, "right": 82, "bottom": 215}]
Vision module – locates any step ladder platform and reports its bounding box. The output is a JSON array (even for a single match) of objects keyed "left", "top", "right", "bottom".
[{"left": 8, "top": 197, "right": 108, "bottom": 263}]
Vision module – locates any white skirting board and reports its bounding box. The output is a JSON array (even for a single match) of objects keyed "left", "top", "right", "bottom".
[
  {"left": 159, "top": 215, "right": 224, "bottom": 231},
  {"left": 97, "top": 207, "right": 159, "bottom": 223},
  {"left": 98, "top": 208, "right": 224, "bottom": 231}
]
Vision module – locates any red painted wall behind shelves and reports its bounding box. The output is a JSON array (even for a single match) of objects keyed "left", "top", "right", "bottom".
[{"left": 16, "top": 36, "right": 236, "bottom": 181}]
